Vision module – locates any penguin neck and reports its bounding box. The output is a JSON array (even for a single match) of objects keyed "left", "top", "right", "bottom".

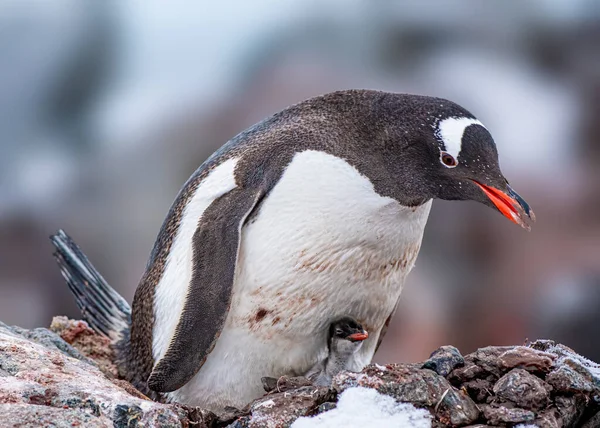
[
  {"left": 316, "top": 132, "right": 436, "bottom": 208},
  {"left": 325, "top": 339, "right": 361, "bottom": 376},
  {"left": 303, "top": 91, "right": 441, "bottom": 207}
]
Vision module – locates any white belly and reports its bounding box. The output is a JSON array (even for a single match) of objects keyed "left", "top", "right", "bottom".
[{"left": 167, "top": 150, "right": 432, "bottom": 409}]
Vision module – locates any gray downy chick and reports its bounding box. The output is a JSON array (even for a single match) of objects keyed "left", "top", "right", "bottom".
[{"left": 307, "top": 317, "right": 369, "bottom": 386}]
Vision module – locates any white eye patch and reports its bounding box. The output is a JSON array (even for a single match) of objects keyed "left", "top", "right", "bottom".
[{"left": 437, "top": 117, "right": 486, "bottom": 160}]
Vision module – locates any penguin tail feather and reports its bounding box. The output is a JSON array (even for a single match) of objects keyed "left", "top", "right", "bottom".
[{"left": 50, "top": 229, "right": 131, "bottom": 343}]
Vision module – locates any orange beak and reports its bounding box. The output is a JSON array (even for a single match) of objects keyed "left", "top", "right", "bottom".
[
  {"left": 347, "top": 331, "right": 369, "bottom": 342},
  {"left": 474, "top": 181, "right": 535, "bottom": 231}
]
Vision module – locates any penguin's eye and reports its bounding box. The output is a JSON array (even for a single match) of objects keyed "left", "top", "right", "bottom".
[{"left": 440, "top": 152, "right": 458, "bottom": 168}]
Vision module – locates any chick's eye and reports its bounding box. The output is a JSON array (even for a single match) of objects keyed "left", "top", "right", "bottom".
[{"left": 440, "top": 152, "right": 458, "bottom": 168}]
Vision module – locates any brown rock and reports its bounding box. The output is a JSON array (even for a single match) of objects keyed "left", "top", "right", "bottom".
[
  {"left": 555, "top": 394, "right": 588, "bottom": 427},
  {"left": 464, "top": 346, "right": 514, "bottom": 379},
  {"left": 546, "top": 365, "right": 594, "bottom": 394},
  {"left": 479, "top": 404, "right": 536, "bottom": 425},
  {"left": 582, "top": 410, "right": 600, "bottom": 428},
  {"left": 185, "top": 406, "right": 230, "bottom": 428},
  {"left": 234, "top": 385, "right": 334, "bottom": 428},
  {"left": 435, "top": 387, "right": 480, "bottom": 427},
  {"left": 461, "top": 379, "right": 494, "bottom": 403},
  {"left": 462, "top": 426, "right": 500, "bottom": 428},
  {"left": 529, "top": 339, "right": 600, "bottom": 393},
  {"left": 535, "top": 408, "right": 562, "bottom": 428},
  {"left": 50, "top": 316, "right": 117, "bottom": 378},
  {"left": 528, "top": 339, "right": 578, "bottom": 355},
  {"left": 448, "top": 362, "right": 486, "bottom": 384},
  {"left": 493, "top": 368, "right": 552, "bottom": 410},
  {"left": 498, "top": 346, "right": 555, "bottom": 373}
]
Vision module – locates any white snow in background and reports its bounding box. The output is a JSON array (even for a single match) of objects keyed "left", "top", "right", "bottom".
[{"left": 291, "top": 387, "right": 432, "bottom": 428}]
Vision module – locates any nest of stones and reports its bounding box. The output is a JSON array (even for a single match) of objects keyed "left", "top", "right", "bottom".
[{"left": 2, "top": 317, "right": 600, "bottom": 427}]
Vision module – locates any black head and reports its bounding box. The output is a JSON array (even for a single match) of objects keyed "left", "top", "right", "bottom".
[
  {"left": 428, "top": 113, "right": 535, "bottom": 229},
  {"left": 328, "top": 317, "right": 368, "bottom": 344},
  {"left": 350, "top": 92, "right": 536, "bottom": 230}
]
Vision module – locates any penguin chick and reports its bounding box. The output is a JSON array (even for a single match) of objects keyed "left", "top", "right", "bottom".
[{"left": 306, "top": 317, "right": 369, "bottom": 386}]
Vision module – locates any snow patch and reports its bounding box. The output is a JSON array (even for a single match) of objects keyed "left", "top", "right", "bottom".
[{"left": 292, "top": 387, "right": 432, "bottom": 428}]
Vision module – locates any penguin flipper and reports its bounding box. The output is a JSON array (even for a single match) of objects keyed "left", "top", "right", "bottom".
[
  {"left": 50, "top": 229, "right": 131, "bottom": 341},
  {"left": 148, "top": 186, "right": 265, "bottom": 392}
]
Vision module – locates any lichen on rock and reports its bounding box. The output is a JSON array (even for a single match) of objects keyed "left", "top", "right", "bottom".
[
  {"left": 49, "top": 316, "right": 118, "bottom": 378},
  {"left": 0, "top": 320, "right": 192, "bottom": 428}
]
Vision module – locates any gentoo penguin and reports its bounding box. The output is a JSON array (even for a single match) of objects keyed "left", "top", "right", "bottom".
[
  {"left": 51, "top": 90, "right": 535, "bottom": 411},
  {"left": 306, "top": 317, "right": 369, "bottom": 386}
]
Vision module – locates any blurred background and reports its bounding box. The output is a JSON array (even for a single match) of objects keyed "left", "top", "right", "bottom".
[{"left": 1, "top": 0, "right": 599, "bottom": 363}]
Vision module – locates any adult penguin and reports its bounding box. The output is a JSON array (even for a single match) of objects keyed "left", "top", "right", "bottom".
[{"left": 51, "top": 90, "right": 534, "bottom": 411}]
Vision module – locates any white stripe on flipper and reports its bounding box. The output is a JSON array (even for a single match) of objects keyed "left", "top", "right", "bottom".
[
  {"left": 437, "top": 117, "right": 485, "bottom": 159},
  {"left": 152, "top": 158, "right": 239, "bottom": 364}
]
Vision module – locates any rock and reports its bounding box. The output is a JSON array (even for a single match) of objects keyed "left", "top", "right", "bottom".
[
  {"left": 233, "top": 385, "right": 334, "bottom": 427},
  {"left": 555, "top": 394, "right": 588, "bottom": 427},
  {"left": 546, "top": 365, "right": 595, "bottom": 394},
  {"left": 261, "top": 377, "right": 279, "bottom": 393},
  {"left": 479, "top": 404, "right": 536, "bottom": 425},
  {"left": 463, "top": 346, "right": 514, "bottom": 379},
  {"left": 316, "top": 401, "right": 336, "bottom": 413},
  {"left": 0, "top": 403, "right": 112, "bottom": 427},
  {"left": 492, "top": 368, "right": 552, "bottom": 410},
  {"left": 0, "top": 321, "right": 92, "bottom": 366},
  {"left": 186, "top": 406, "right": 229, "bottom": 428},
  {"left": 422, "top": 346, "right": 465, "bottom": 377},
  {"left": 534, "top": 408, "right": 561, "bottom": 428},
  {"left": 461, "top": 379, "right": 494, "bottom": 403},
  {"left": 447, "top": 361, "right": 487, "bottom": 384},
  {"left": 435, "top": 386, "right": 480, "bottom": 427},
  {"left": 333, "top": 364, "right": 479, "bottom": 426},
  {"left": 461, "top": 426, "right": 498, "bottom": 428},
  {"left": 461, "top": 426, "right": 497, "bottom": 428},
  {"left": 498, "top": 346, "right": 555, "bottom": 374},
  {"left": 582, "top": 410, "right": 600, "bottom": 428},
  {"left": 50, "top": 316, "right": 117, "bottom": 378},
  {"left": 0, "top": 322, "right": 194, "bottom": 427},
  {"left": 529, "top": 339, "right": 600, "bottom": 393}
]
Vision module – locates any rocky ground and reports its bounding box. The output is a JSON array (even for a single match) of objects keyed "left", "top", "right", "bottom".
[{"left": 1, "top": 317, "right": 600, "bottom": 427}]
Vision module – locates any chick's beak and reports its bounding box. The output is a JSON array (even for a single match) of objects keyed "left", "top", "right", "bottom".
[
  {"left": 347, "top": 331, "right": 369, "bottom": 342},
  {"left": 474, "top": 181, "right": 536, "bottom": 231}
]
